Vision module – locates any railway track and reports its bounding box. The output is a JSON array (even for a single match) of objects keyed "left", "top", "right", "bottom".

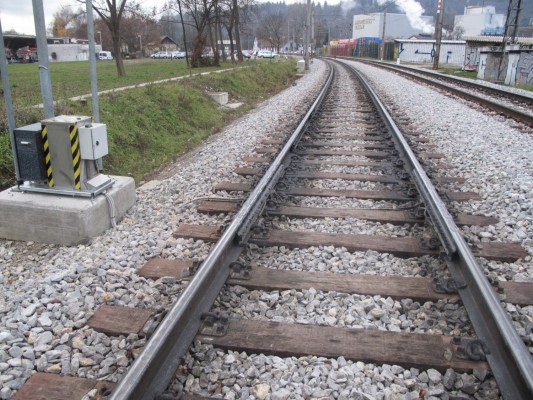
[
  {"left": 105, "top": 60, "right": 532, "bottom": 399},
  {"left": 13, "top": 59, "right": 533, "bottom": 400},
  {"left": 345, "top": 59, "right": 533, "bottom": 128}
]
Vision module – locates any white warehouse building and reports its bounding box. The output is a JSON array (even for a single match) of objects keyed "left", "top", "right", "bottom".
[
  {"left": 454, "top": 6, "right": 505, "bottom": 36},
  {"left": 352, "top": 13, "right": 434, "bottom": 39},
  {"left": 395, "top": 39, "right": 466, "bottom": 65}
]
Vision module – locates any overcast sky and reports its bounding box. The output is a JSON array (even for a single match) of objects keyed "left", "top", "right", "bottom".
[
  {"left": 1, "top": 1, "right": 162, "bottom": 35},
  {"left": 1, "top": 0, "right": 327, "bottom": 36}
]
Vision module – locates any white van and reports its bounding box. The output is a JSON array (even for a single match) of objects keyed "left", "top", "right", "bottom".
[
  {"left": 257, "top": 50, "right": 274, "bottom": 58},
  {"left": 96, "top": 51, "right": 113, "bottom": 60}
]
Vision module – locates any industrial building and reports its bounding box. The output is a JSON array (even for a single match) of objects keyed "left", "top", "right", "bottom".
[
  {"left": 395, "top": 39, "right": 466, "bottom": 65},
  {"left": 2, "top": 34, "right": 103, "bottom": 62},
  {"left": 454, "top": 6, "right": 506, "bottom": 36},
  {"left": 352, "top": 13, "right": 433, "bottom": 40}
]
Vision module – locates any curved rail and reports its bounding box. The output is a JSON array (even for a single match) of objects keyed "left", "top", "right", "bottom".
[
  {"left": 340, "top": 59, "right": 533, "bottom": 400},
  {"left": 347, "top": 58, "right": 533, "bottom": 127},
  {"left": 108, "top": 63, "right": 335, "bottom": 400}
]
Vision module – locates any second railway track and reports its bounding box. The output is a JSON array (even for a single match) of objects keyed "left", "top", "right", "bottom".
[{"left": 350, "top": 58, "right": 533, "bottom": 127}]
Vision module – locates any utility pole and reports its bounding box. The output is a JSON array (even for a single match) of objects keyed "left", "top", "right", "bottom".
[
  {"left": 381, "top": 7, "right": 387, "bottom": 60},
  {"left": 433, "top": 0, "right": 444, "bottom": 70},
  {"left": 311, "top": 6, "right": 315, "bottom": 55},
  {"left": 305, "top": 0, "right": 311, "bottom": 70},
  {"left": 86, "top": 0, "right": 100, "bottom": 123},
  {"left": 0, "top": 17, "right": 21, "bottom": 182},
  {"left": 32, "top": 0, "right": 54, "bottom": 118},
  {"left": 288, "top": 19, "right": 291, "bottom": 51},
  {"left": 497, "top": 0, "right": 523, "bottom": 82}
]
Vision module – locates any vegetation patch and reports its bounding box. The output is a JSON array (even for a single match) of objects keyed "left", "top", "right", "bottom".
[{"left": 0, "top": 60, "right": 297, "bottom": 190}]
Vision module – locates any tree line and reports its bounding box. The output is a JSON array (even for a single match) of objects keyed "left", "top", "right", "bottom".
[
  {"left": 48, "top": 1, "right": 533, "bottom": 77},
  {"left": 48, "top": 0, "right": 364, "bottom": 77}
]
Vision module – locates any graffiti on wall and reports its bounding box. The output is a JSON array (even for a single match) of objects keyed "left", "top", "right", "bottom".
[
  {"left": 464, "top": 47, "right": 478, "bottom": 70},
  {"left": 516, "top": 53, "right": 533, "bottom": 86}
]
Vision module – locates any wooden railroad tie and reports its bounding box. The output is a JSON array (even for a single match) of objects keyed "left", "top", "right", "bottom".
[
  {"left": 197, "top": 319, "right": 489, "bottom": 372},
  {"left": 214, "top": 181, "right": 480, "bottom": 202},
  {"left": 173, "top": 224, "right": 528, "bottom": 263},
  {"left": 139, "top": 259, "right": 533, "bottom": 307},
  {"left": 12, "top": 373, "right": 114, "bottom": 400},
  {"left": 196, "top": 200, "right": 498, "bottom": 228}
]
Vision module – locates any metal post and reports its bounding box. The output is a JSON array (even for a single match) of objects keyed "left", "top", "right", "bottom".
[
  {"left": 32, "top": 0, "right": 54, "bottom": 118},
  {"left": 86, "top": 0, "right": 100, "bottom": 123},
  {"left": 498, "top": 0, "right": 523, "bottom": 82},
  {"left": 433, "top": 0, "right": 444, "bottom": 70},
  {"left": 311, "top": 7, "right": 315, "bottom": 55},
  {"left": 305, "top": 0, "right": 311, "bottom": 70},
  {"left": 0, "top": 18, "right": 21, "bottom": 182},
  {"left": 97, "top": 31, "right": 102, "bottom": 46},
  {"left": 288, "top": 19, "right": 290, "bottom": 51},
  {"left": 381, "top": 8, "right": 387, "bottom": 60}
]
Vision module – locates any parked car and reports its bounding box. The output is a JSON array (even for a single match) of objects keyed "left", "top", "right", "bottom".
[
  {"left": 171, "top": 51, "right": 187, "bottom": 59},
  {"left": 242, "top": 50, "right": 252, "bottom": 59},
  {"left": 257, "top": 50, "right": 275, "bottom": 58},
  {"left": 96, "top": 51, "right": 113, "bottom": 60},
  {"left": 151, "top": 51, "right": 171, "bottom": 59}
]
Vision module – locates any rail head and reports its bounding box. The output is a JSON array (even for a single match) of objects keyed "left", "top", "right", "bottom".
[
  {"left": 340, "top": 59, "right": 533, "bottom": 400},
  {"left": 108, "top": 61, "right": 335, "bottom": 400}
]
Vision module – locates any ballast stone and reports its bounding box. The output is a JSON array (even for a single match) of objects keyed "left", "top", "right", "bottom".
[{"left": 0, "top": 175, "right": 135, "bottom": 245}]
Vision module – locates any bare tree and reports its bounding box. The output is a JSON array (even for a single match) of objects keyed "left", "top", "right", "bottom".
[
  {"left": 80, "top": 0, "right": 140, "bottom": 76},
  {"left": 256, "top": 11, "right": 286, "bottom": 53},
  {"left": 219, "top": 0, "right": 245, "bottom": 62},
  {"left": 232, "top": 0, "right": 243, "bottom": 61},
  {"left": 175, "top": 0, "right": 191, "bottom": 66},
  {"left": 120, "top": 14, "right": 160, "bottom": 54},
  {"left": 174, "top": 0, "right": 217, "bottom": 67},
  {"left": 451, "top": 25, "right": 465, "bottom": 40},
  {"left": 287, "top": 3, "right": 308, "bottom": 51},
  {"left": 238, "top": 1, "right": 256, "bottom": 52},
  {"left": 49, "top": 7, "right": 87, "bottom": 37}
]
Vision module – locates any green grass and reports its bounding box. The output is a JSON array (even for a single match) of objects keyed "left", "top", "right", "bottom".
[
  {"left": 3, "top": 58, "right": 245, "bottom": 108},
  {"left": 439, "top": 67, "right": 480, "bottom": 80},
  {"left": 0, "top": 60, "right": 297, "bottom": 189},
  {"left": 439, "top": 67, "right": 533, "bottom": 91}
]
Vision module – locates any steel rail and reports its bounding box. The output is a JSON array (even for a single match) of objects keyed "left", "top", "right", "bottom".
[
  {"left": 347, "top": 59, "right": 533, "bottom": 127},
  {"left": 357, "top": 59, "right": 533, "bottom": 108},
  {"left": 108, "top": 63, "right": 334, "bottom": 400},
  {"left": 341, "top": 60, "right": 533, "bottom": 400}
]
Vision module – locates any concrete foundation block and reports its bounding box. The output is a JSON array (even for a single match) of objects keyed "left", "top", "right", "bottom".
[
  {"left": 208, "top": 92, "right": 228, "bottom": 105},
  {"left": 0, "top": 175, "right": 136, "bottom": 245},
  {"left": 297, "top": 60, "right": 306, "bottom": 73}
]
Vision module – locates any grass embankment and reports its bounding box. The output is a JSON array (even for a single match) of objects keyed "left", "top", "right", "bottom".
[
  {"left": 439, "top": 67, "right": 533, "bottom": 91},
  {"left": 0, "top": 59, "right": 297, "bottom": 190}
]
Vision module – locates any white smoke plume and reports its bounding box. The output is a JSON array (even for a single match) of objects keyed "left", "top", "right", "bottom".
[
  {"left": 341, "top": 0, "right": 360, "bottom": 14},
  {"left": 377, "top": 0, "right": 434, "bottom": 33}
]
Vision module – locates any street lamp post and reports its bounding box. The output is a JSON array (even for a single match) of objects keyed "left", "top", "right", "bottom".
[
  {"left": 96, "top": 31, "right": 102, "bottom": 47},
  {"left": 137, "top": 34, "right": 142, "bottom": 56},
  {"left": 288, "top": 19, "right": 294, "bottom": 51}
]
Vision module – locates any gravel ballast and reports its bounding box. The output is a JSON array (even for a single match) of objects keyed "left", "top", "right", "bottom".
[{"left": 1, "top": 58, "right": 531, "bottom": 399}]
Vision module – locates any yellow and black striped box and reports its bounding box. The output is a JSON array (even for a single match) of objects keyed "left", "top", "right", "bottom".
[{"left": 40, "top": 115, "right": 92, "bottom": 190}]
